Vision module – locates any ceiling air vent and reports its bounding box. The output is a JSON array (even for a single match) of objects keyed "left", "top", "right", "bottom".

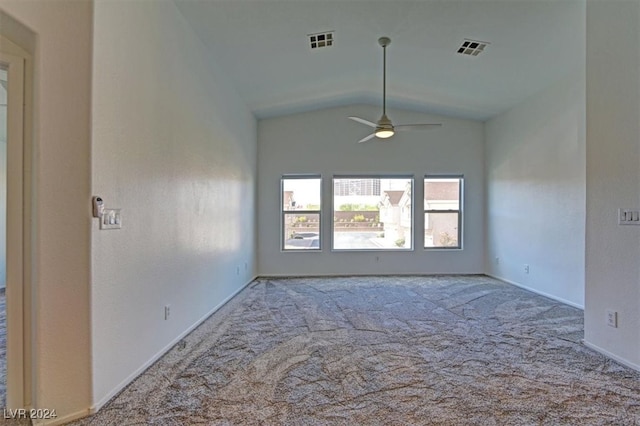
[
  {"left": 457, "top": 39, "right": 489, "bottom": 56},
  {"left": 308, "top": 31, "right": 334, "bottom": 49}
]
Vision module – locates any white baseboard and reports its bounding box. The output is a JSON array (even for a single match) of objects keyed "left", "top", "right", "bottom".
[
  {"left": 258, "top": 272, "right": 485, "bottom": 278},
  {"left": 583, "top": 340, "right": 640, "bottom": 372},
  {"left": 90, "top": 276, "right": 256, "bottom": 413},
  {"left": 486, "top": 273, "right": 584, "bottom": 310}
]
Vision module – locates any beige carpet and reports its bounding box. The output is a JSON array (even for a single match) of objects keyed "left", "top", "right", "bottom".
[{"left": 72, "top": 275, "right": 640, "bottom": 425}]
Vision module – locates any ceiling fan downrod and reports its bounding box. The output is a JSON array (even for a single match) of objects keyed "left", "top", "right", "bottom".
[
  {"left": 376, "top": 37, "right": 394, "bottom": 138},
  {"left": 379, "top": 36, "right": 390, "bottom": 118}
]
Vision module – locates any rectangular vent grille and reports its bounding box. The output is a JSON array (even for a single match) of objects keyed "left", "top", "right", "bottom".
[
  {"left": 309, "top": 31, "right": 334, "bottom": 49},
  {"left": 457, "top": 39, "right": 489, "bottom": 56}
]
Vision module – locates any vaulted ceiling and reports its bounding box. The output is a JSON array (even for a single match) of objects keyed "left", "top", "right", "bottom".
[{"left": 175, "top": 0, "right": 585, "bottom": 121}]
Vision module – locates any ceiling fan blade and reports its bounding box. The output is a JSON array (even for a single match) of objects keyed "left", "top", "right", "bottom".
[
  {"left": 348, "top": 116, "right": 377, "bottom": 128},
  {"left": 358, "top": 133, "right": 377, "bottom": 143},
  {"left": 395, "top": 123, "right": 443, "bottom": 131}
]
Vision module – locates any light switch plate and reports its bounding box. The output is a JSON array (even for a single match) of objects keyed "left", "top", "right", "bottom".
[
  {"left": 618, "top": 208, "right": 640, "bottom": 225},
  {"left": 100, "top": 208, "right": 122, "bottom": 230}
]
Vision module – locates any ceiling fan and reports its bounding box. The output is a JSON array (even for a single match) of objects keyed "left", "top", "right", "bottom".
[{"left": 349, "top": 37, "right": 442, "bottom": 143}]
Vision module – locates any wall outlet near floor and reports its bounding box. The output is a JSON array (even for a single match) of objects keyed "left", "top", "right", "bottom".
[
  {"left": 375, "top": 255, "right": 380, "bottom": 264},
  {"left": 606, "top": 310, "right": 618, "bottom": 328},
  {"left": 495, "top": 257, "right": 500, "bottom": 265},
  {"left": 524, "top": 264, "right": 530, "bottom": 274},
  {"left": 164, "top": 305, "right": 171, "bottom": 321}
]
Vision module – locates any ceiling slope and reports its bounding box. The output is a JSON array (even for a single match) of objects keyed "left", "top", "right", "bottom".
[{"left": 175, "top": 0, "right": 585, "bottom": 121}]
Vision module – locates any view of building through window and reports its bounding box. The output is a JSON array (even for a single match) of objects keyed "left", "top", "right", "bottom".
[
  {"left": 282, "top": 176, "right": 321, "bottom": 250},
  {"left": 333, "top": 178, "right": 380, "bottom": 197},
  {"left": 424, "top": 176, "right": 462, "bottom": 249},
  {"left": 333, "top": 177, "right": 413, "bottom": 250}
]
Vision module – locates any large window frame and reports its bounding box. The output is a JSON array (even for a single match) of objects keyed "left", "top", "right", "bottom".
[
  {"left": 331, "top": 175, "right": 414, "bottom": 251},
  {"left": 424, "top": 175, "right": 463, "bottom": 250},
  {"left": 281, "top": 175, "right": 322, "bottom": 251}
]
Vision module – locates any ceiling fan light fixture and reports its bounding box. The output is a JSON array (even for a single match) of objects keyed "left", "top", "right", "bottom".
[{"left": 375, "top": 129, "right": 394, "bottom": 139}]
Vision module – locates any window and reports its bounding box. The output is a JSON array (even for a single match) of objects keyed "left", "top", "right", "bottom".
[
  {"left": 424, "top": 176, "right": 462, "bottom": 249},
  {"left": 332, "top": 176, "right": 413, "bottom": 250},
  {"left": 281, "top": 176, "right": 321, "bottom": 250}
]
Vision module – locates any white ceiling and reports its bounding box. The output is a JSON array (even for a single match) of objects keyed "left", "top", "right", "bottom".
[{"left": 174, "top": 0, "right": 585, "bottom": 121}]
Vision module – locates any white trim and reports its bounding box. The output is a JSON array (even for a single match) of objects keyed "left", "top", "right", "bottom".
[
  {"left": 423, "top": 175, "right": 463, "bottom": 250},
  {"left": 0, "top": 49, "right": 26, "bottom": 409},
  {"left": 281, "top": 175, "right": 322, "bottom": 251},
  {"left": 90, "top": 277, "right": 256, "bottom": 413},
  {"left": 331, "top": 175, "right": 415, "bottom": 251},
  {"left": 258, "top": 273, "right": 484, "bottom": 278},
  {"left": 583, "top": 340, "right": 640, "bottom": 373},
  {"left": 486, "top": 273, "right": 584, "bottom": 310}
]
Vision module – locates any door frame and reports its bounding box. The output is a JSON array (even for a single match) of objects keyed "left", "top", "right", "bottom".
[{"left": 0, "top": 48, "right": 26, "bottom": 409}]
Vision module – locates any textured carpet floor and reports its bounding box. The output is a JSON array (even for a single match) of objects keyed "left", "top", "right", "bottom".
[{"left": 73, "top": 276, "right": 640, "bottom": 425}]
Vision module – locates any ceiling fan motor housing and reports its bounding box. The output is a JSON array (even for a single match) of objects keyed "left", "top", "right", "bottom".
[
  {"left": 377, "top": 113, "right": 392, "bottom": 126},
  {"left": 375, "top": 114, "right": 395, "bottom": 138},
  {"left": 377, "top": 113, "right": 393, "bottom": 130}
]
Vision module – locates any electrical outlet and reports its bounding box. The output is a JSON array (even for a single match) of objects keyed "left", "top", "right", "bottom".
[
  {"left": 236, "top": 266, "right": 240, "bottom": 275},
  {"left": 164, "top": 305, "right": 171, "bottom": 320},
  {"left": 524, "top": 264, "right": 530, "bottom": 274},
  {"left": 495, "top": 257, "right": 500, "bottom": 265},
  {"left": 607, "top": 310, "right": 618, "bottom": 328},
  {"left": 375, "top": 255, "right": 380, "bottom": 263}
]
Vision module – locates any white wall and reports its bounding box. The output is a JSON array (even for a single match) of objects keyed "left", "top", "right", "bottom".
[
  {"left": 91, "top": 0, "right": 257, "bottom": 410},
  {"left": 485, "top": 68, "right": 586, "bottom": 308},
  {"left": 258, "top": 104, "right": 484, "bottom": 276},
  {"left": 584, "top": 0, "right": 640, "bottom": 368},
  {"left": 0, "top": 0, "right": 92, "bottom": 421}
]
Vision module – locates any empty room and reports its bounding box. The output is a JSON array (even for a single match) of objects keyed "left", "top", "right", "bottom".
[{"left": 1, "top": 0, "right": 640, "bottom": 424}]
